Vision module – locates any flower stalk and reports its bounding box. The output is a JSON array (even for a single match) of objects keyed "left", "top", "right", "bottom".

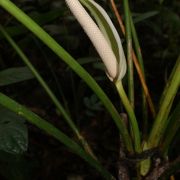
[
  {"left": 115, "top": 81, "right": 141, "bottom": 153},
  {"left": 66, "top": 0, "right": 141, "bottom": 152}
]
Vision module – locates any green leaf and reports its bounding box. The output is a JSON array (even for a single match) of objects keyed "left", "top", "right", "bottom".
[
  {"left": 0, "top": 93, "right": 115, "bottom": 180},
  {"left": 161, "top": 102, "right": 180, "bottom": 155},
  {"left": 0, "top": 10, "right": 63, "bottom": 39},
  {"left": 148, "top": 56, "right": 180, "bottom": 147},
  {"left": 133, "top": 11, "right": 159, "bottom": 24},
  {"left": 0, "top": 66, "right": 34, "bottom": 86},
  {"left": 0, "top": 105, "right": 28, "bottom": 154},
  {"left": 0, "top": 0, "right": 133, "bottom": 153}
]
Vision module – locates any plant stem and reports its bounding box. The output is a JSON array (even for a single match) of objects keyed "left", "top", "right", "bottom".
[
  {"left": 148, "top": 55, "right": 180, "bottom": 148},
  {"left": 110, "top": 0, "right": 125, "bottom": 33},
  {"left": 0, "top": 93, "right": 115, "bottom": 180},
  {"left": 115, "top": 81, "right": 141, "bottom": 153},
  {"left": 123, "top": 0, "right": 134, "bottom": 108},
  {"left": 132, "top": 51, "right": 156, "bottom": 118},
  {"left": 0, "top": 0, "right": 133, "bottom": 152}
]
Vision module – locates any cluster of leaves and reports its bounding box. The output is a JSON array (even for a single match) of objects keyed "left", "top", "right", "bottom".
[{"left": 0, "top": 0, "right": 179, "bottom": 179}]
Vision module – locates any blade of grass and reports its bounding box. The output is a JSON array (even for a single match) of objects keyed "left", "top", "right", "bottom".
[
  {"left": 129, "top": 11, "right": 148, "bottom": 135},
  {"left": 133, "top": 11, "right": 159, "bottom": 24},
  {"left": 129, "top": 12, "right": 145, "bottom": 75},
  {"left": 0, "top": 92, "right": 115, "bottom": 180},
  {"left": 161, "top": 101, "right": 180, "bottom": 156},
  {"left": 122, "top": 0, "right": 134, "bottom": 108},
  {"left": 0, "top": 10, "right": 63, "bottom": 39},
  {"left": 148, "top": 55, "right": 180, "bottom": 148},
  {"left": 0, "top": 25, "right": 97, "bottom": 158},
  {"left": 0, "top": 0, "right": 133, "bottom": 152}
]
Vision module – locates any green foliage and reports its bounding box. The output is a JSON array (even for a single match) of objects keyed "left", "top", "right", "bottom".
[
  {"left": 0, "top": 0, "right": 179, "bottom": 179},
  {"left": 0, "top": 10, "right": 63, "bottom": 39},
  {"left": 0, "top": 93, "right": 114, "bottom": 180},
  {"left": 0, "top": 67, "right": 34, "bottom": 86},
  {"left": 0, "top": 106, "right": 28, "bottom": 154},
  {"left": 161, "top": 102, "right": 180, "bottom": 155},
  {"left": 133, "top": 11, "right": 159, "bottom": 23}
]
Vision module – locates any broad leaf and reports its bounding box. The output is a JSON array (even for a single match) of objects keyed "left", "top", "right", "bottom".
[{"left": 0, "top": 105, "right": 28, "bottom": 154}]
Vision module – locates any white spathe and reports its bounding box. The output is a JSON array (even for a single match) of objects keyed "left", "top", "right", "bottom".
[{"left": 65, "top": 0, "right": 126, "bottom": 81}]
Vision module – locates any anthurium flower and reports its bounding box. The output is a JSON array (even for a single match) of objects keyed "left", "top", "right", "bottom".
[{"left": 65, "top": 0, "right": 126, "bottom": 81}]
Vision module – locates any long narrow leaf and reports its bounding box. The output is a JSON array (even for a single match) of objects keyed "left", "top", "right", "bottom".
[
  {"left": 0, "top": 67, "right": 34, "bottom": 86},
  {"left": 0, "top": 93, "right": 115, "bottom": 180},
  {"left": 148, "top": 55, "right": 180, "bottom": 147},
  {"left": 161, "top": 102, "right": 180, "bottom": 155},
  {"left": 0, "top": 25, "right": 97, "bottom": 158},
  {"left": 123, "top": 0, "right": 134, "bottom": 107},
  {"left": 0, "top": 10, "right": 63, "bottom": 39}
]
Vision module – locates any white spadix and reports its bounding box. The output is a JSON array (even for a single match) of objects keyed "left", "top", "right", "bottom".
[{"left": 65, "top": 0, "right": 127, "bottom": 81}]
